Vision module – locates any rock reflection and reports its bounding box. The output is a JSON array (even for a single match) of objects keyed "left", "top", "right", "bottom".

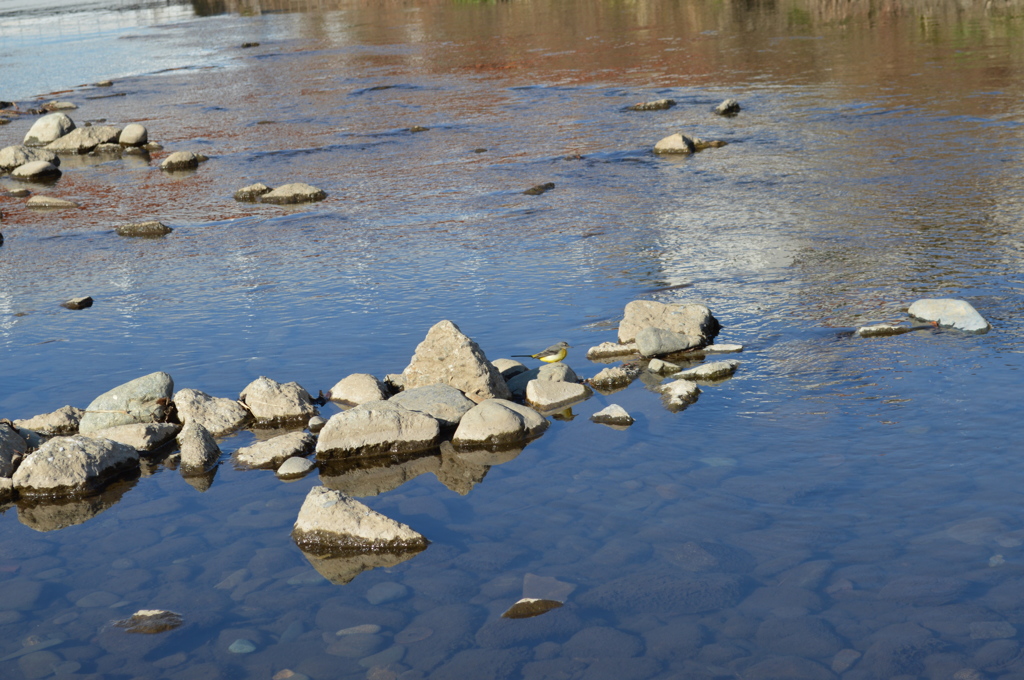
[
  {"left": 16, "top": 477, "right": 137, "bottom": 532},
  {"left": 299, "top": 547, "right": 424, "bottom": 586}
]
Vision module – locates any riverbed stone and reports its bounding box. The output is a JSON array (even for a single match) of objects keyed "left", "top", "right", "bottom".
[
  {"left": 23, "top": 113, "right": 75, "bottom": 146},
  {"left": 662, "top": 379, "right": 700, "bottom": 407},
  {"left": 856, "top": 323, "right": 913, "bottom": 337},
  {"left": 172, "top": 388, "right": 251, "bottom": 436},
  {"left": 647, "top": 359, "right": 679, "bottom": 374},
  {"left": 586, "top": 341, "right": 639, "bottom": 360},
  {"left": 235, "top": 431, "right": 315, "bottom": 469},
  {"left": 908, "top": 298, "right": 990, "bottom": 332},
  {"left": 160, "top": 151, "right": 204, "bottom": 171},
  {"left": 619, "top": 301, "right": 720, "bottom": 346},
  {"left": 45, "top": 125, "right": 121, "bottom": 154},
  {"left": 315, "top": 403, "right": 441, "bottom": 458},
  {"left": 233, "top": 183, "right": 272, "bottom": 201},
  {"left": 114, "top": 609, "right": 183, "bottom": 634},
  {"left": 714, "top": 98, "right": 741, "bottom": 116},
  {"left": 0, "top": 423, "right": 28, "bottom": 477},
  {"left": 653, "top": 133, "right": 696, "bottom": 154},
  {"left": 259, "top": 182, "right": 326, "bottom": 204},
  {"left": 307, "top": 415, "right": 327, "bottom": 433},
  {"left": 118, "top": 124, "right": 148, "bottom": 147},
  {"left": 636, "top": 326, "right": 694, "bottom": 356},
  {"left": 292, "top": 485, "right": 428, "bottom": 556},
  {"left": 93, "top": 423, "right": 180, "bottom": 452},
  {"left": 115, "top": 221, "right": 172, "bottom": 238},
  {"left": 590, "top": 404, "right": 634, "bottom": 427},
  {"left": 176, "top": 421, "right": 221, "bottom": 475},
  {"left": 704, "top": 343, "right": 743, "bottom": 353},
  {"left": 629, "top": 99, "right": 675, "bottom": 111},
  {"left": 402, "top": 320, "right": 511, "bottom": 403},
  {"left": 11, "top": 161, "right": 60, "bottom": 180},
  {"left": 14, "top": 406, "right": 83, "bottom": 436},
  {"left": 451, "top": 399, "right": 548, "bottom": 449},
  {"left": 13, "top": 435, "right": 138, "bottom": 497},
  {"left": 526, "top": 380, "right": 592, "bottom": 412},
  {"left": 239, "top": 376, "right": 317, "bottom": 425},
  {"left": 27, "top": 195, "right": 78, "bottom": 209},
  {"left": 328, "top": 374, "right": 389, "bottom": 405},
  {"left": 79, "top": 371, "right": 173, "bottom": 434},
  {"left": 388, "top": 384, "right": 476, "bottom": 428},
  {"left": 674, "top": 359, "right": 739, "bottom": 381},
  {"left": 0, "top": 145, "right": 60, "bottom": 171},
  {"left": 507, "top": 363, "right": 579, "bottom": 398},
  {"left": 277, "top": 457, "right": 315, "bottom": 479}
]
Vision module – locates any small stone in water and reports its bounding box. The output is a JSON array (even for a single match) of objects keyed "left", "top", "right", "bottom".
[
  {"left": 409, "top": 125, "right": 429, "bottom": 132},
  {"left": 277, "top": 457, "right": 315, "bottom": 479},
  {"left": 228, "top": 638, "right": 257, "bottom": 654},
  {"left": 365, "top": 582, "right": 408, "bottom": 605},
  {"left": 502, "top": 598, "right": 563, "bottom": 619},
  {"left": 307, "top": 415, "right": 327, "bottom": 433},
  {"left": 273, "top": 671, "right": 311, "bottom": 680},
  {"left": 989, "top": 554, "right": 1005, "bottom": 567},
  {"left": 523, "top": 182, "right": 554, "bottom": 196},
  {"left": 114, "top": 609, "right": 183, "bottom": 634},
  {"left": 337, "top": 624, "right": 381, "bottom": 636},
  {"left": 61, "top": 296, "right": 93, "bottom": 310},
  {"left": 394, "top": 626, "right": 432, "bottom": 644}
]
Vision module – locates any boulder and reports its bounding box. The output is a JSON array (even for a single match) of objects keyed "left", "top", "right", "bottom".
[
  {"left": 11, "top": 161, "right": 60, "bottom": 180},
  {"left": 586, "top": 341, "right": 638, "bottom": 360},
  {"left": 653, "top": 133, "right": 696, "bottom": 155},
  {"left": 673, "top": 360, "right": 739, "bottom": 381},
  {"left": 629, "top": 99, "right": 675, "bottom": 111},
  {"left": 238, "top": 376, "right": 317, "bottom": 426},
  {"left": 635, "top": 326, "right": 694, "bottom": 356},
  {"left": 27, "top": 196, "right": 79, "bottom": 209},
  {"left": 451, "top": 399, "right": 548, "bottom": 449},
  {"left": 45, "top": 125, "right": 121, "bottom": 154},
  {"left": 160, "top": 151, "right": 205, "bottom": 171},
  {"left": 118, "top": 124, "right": 148, "bottom": 147},
  {"left": 402, "top": 320, "right": 511, "bottom": 403},
  {"left": 387, "top": 384, "right": 476, "bottom": 429},
  {"left": 277, "top": 457, "right": 316, "bottom": 479},
  {"left": 0, "top": 423, "right": 28, "bottom": 477},
  {"left": 235, "top": 431, "right": 315, "bottom": 469},
  {"left": 78, "top": 371, "right": 174, "bottom": 434},
  {"left": 172, "top": 388, "right": 250, "bottom": 436},
  {"left": 176, "top": 421, "right": 220, "bottom": 475},
  {"left": 291, "top": 485, "right": 428, "bottom": 556},
  {"left": 259, "top": 183, "right": 326, "bottom": 205},
  {"left": 0, "top": 145, "right": 60, "bottom": 171},
  {"left": 12, "top": 435, "right": 138, "bottom": 497},
  {"left": 328, "top": 374, "right": 389, "bottom": 405},
  {"left": 315, "top": 404, "right": 441, "bottom": 459},
  {"left": 115, "top": 221, "right": 172, "bottom": 238},
  {"left": 23, "top": 113, "right": 75, "bottom": 146},
  {"left": 714, "top": 98, "right": 741, "bottom": 116},
  {"left": 618, "top": 301, "right": 720, "bottom": 346},
  {"left": 13, "top": 405, "right": 83, "bottom": 436},
  {"left": 662, "top": 379, "right": 700, "bottom": 408},
  {"left": 526, "top": 380, "right": 592, "bottom": 412},
  {"left": 233, "top": 183, "right": 272, "bottom": 202},
  {"left": 591, "top": 404, "right": 634, "bottom": 427},
  {"left": 908, "top": 298, "right": 990, "bottom": 333},
  {"left": 507, "top": 363, "right": 579, "bottom": 399},
  {"left": 92, "top": 423, "right": 180, "bottom": 451}
]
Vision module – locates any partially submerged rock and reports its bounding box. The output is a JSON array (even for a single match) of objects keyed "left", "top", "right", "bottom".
[
  {"left": 259, "top": 182, "right": 326, "bottom": 205},
  {"left": 704, "top": 343, "right": 743, "bottom": 353},
  {"left": 23, "top": 113, "right": 75, "bottom": 146},
  {"left": 79, "top": 371, "right": 174, "bottom": 434},
  {"left": 115, "top": 221, "right": 172, "bottom": 238},
  {"left": 507, "top": 363, "right": 579, "bottom": 399},
  {"left": 387, "top": 384, "right": 476, "bottom": 429},
  {"left": 0, "top": 145, "right": 60, "bottom": 171},
  {"left": 619, "top": 301, "right": 720, "bottom": 347},
  {"left": 673, "top": 360, "right": 739, "bottom": 381},
  {"left": 13, "top": 435, "right": 139, "bottom": 497},
  {"left": 176, "top": 421, "right": 221, "bottom": 475},
  {"left": 114, "top": 609, "right": 183, "bottom": 634},
  {"left": 586, "top": 341, "right": 638, "bottom": 360},
  {"left": 0, "top": 423, "right": 28, "bottom": 477},
  {"left": 526, "top": 380, "right": 592, "bottom": 412},
  {"left": 653, "top": 133, "right": 696, "bottom": 155},
  {"left": 13, "top": 405, "right": 83, "bottom": 435},
  {"left": 523, "top": 182, "right": 555, "bottom": 196},
  {"left": 316, "top": 404, "right": 441, "bottom": 459},
  {"left": 235, "top": 431, "right": 315, "bottom": 469},
  {"left": 239, "top": 376, "right": 317, "bottom": 426},
  {"left": 328, "top": 374, "right": 389, "bottom": 405},
  {"left": 42, "top": 101, "right": 77, "bottom": 112},
  {"left": 908, "top": 298, "right": 990, "bottom": 333},
  {"left": 714, "top": 98, "right": 741, "bottom": 116},
  {"left": 636, "top": 326, "right": 695, "bottom": 357},
  {"left": 61, "top": 296, "right": 93, "bottom": 310},
  {"left": 647, "top": 359, "right": 680, "bottom": 375},
  {"left": 234, "top": 183, "right": 272, "bottom": 202},
  {"left": 589, "top": 366, "right": 636, "bottom": 390},
  {"left": 662, "top": 379, "right": 700, "bottom": 408},
  {"left": 402, "top": 320, "right": 511, "bottom": 403},
  {"left": 160, "top": 151, "right": 206, "bottom": 171},
  {"left": 590, "top": 404, "right": 634, "bottom": 427},
  {"left": 502, "top": 598, "right": 564, "bottom": 619},
  {"left": 28, "top": 196, "right": 79, "bottom": 209},
  {"left": 92, "top": 423, "right": 180, "bottom": 452},
  {"left": 277, "top": 456, "right": 316, "bottom": 479},
  {"left": 856, "top": 324, "right": 913, "bottom": 338},
  {"left": 451, "top": 399, "right": 548, "bottom": 449},
  {"left": 629, "top": 99, "right": 675, "bottom": 111},
  {"left": 11, "top": 160, "right": 60, "bottom": 181},
  {"left": 118, "top": 124, "right": 148, "bottom": 147},
  {"left": 46, "top": 125, "right": 121, "bottom": 154},
  {"left": 172, "top": 388, "right": 251, "bottom": 436}
]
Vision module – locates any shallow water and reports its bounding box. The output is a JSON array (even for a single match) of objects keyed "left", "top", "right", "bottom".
[{"left": 3, "top": 0, "right": 1024, "bottom": 678}]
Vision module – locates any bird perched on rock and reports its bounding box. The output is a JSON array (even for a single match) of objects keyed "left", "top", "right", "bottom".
[{"left": 512, "top": 341, "right": 570, "bottom": 363}]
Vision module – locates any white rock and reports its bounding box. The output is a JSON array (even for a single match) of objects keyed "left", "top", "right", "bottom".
[
  {"left": 451, "top": 399, "right": 548, "bottom": 449},
  {"left": 908, "top": 298, "right": 990, "bottom": 333},
  {"left": 291, "top": 486, "right": 428, "bottom": 555},
  {"left": 45, "top": 125, "right": 121, "bottom": 154},
  {"left": 119, "top": 123, "right": 148, "bottom": 146},
  {"left": 703, "top": 343, "right": 743, "bottom": 353},
  {"left": 653, "top": 133, "right": 696, "bottom": 154},
  {"left": 173, "top": 388, "right": 251, "bottom": 436},
  {"left": 160, "top": 151, "right": 203, "bottom": 171},
  {"left": 315, "top": 404, "right": 440, "bottom": 458},
  {"left": 662, "top": 379, "right": 700, "bottom": 407},
  {"left": 12, "top": 161, "right": 60, "bottom": 179},
  {"left": 402, "top": 320, "right": 510, "bottom": 403},
  {"left": 239, "top": 376, "right": 317, "bottom": 425},
  {"left": 13, "top": 435, "right": 139, "bottom": 497},
  {"left": 277, "top": 457, "right": 316, "bottom": 479},
  {"left": 619, "top": 301, "right": 720, "bottom": 346},
  {"left": 526, "top": 380, "right": 592, "bottom": 412},
  {"left": 586, "top": 341, "right": 638, "bottom": 360},
  {"left": 23, "top": 113, "right": 75, "bottom": 146},
  {"left": 647, "top": 359, "right": 680, "bottom": 374},
  {"left": 177, "top": 421, "right": 220, "bottom": 475},
  {"left": 673, "top": 360, "right": 739, "bottom": 381},
  {"left": 13, "top": 406, "right": 83, "bottom": 436},
  {"left": 259, "top": 182, "right": 326, "bottom": 204},
  {"left": 590, "top": 404, "right": 634, "bottom": 427},
  {"left": 328, "top": 374, "right": 389, "bottom": 405},
  {"left": 92, "top": 423, "right": 180, "bottom": 451},
  {"left": 26, "top": 195, "right": 79, "bottom": 209},
  {"left": 235, "top": 431, "right": 315, "bottom": 469}
]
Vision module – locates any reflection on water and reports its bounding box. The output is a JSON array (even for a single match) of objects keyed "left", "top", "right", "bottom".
[{"left": 2, "top": 0, "right": 1024, "bottom": 677}]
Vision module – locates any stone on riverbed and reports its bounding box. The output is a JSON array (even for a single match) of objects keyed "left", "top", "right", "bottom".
[
  {"left": 619, "top": 300, "right": 720, "bottom": 347},
  {"left": 92, "top": 423, "right": 181, "bottom": 452},
  {"left": 235, "top": 431, "right": 316, "bottom": 469},
  {"left": 173, "top": 388, "right": 251, "bottom": 436},
  {"left": 239, "top": 376, "right": 318, "bottom": 426},
  {"left": 0, "top": 423, "right": 28, "bottom": 477},
  {"left": 629, "top": 99, "right": 675, "bottom": 111},
  {"left": 328, "top": 374, "right": 389, "bottom": 406},
  {"left": 13, "top": 435, "right": 139, "bottom": 497},
  {"left": 586, "top": 341, "right": 638, "bottom": 360},
  {"left": 23, "top": 113, "right": 75, "bottom": 146},
  {"left": 118, "top": 124, "right": 148, "bottom": 147},
  {"left": 704, "top": 343, "right": 743, "bottom": 353},
  {"left": 388, "top": 384, "right": 477, "bottom": 429},
  {"left": 908, "top": 298, "right": 990, "bottom": 333},
  {"left": 507, "top": 363, "right": 579, "bottom": 399},
  {"left": 46, "top": 126, "right": 121, "bottom": 154},
  {"left": 259, "top": 182, "right": 327, "bottom": 205},
  {"left": 114, "top": 609, "right": 182, "bottom": 634},
  {"left": 13, "top": 406, "right": 83, "bottom": 436},
  {"left": 27, "top": 195, "right": 79, "bottom": 209},
  {"left": 0, "top": 145, "right": 60, "bottom": 171},
  {"left": 176, "top": 421, "right": 221, "bottom": 475},
  {"left": 233, "top": 183, "right": 272, "bottom": 202},
  {"left": 591, "top": 404, "right": 634, "bottom": 427},
  {"left": 653, "top": 133, "right": 696, "bottom": 154},
  {"left": 673, "top": 360, "right": 739, "bottom": 381},
  {"left": 451, "top": 399, "right": 548, "bottom": 449},
  {"left": 856, "top": 324, "right": 913, "bottom": 338},
  {"left": 79, "top": 371, "right": 174, "bottom": 434},
  {"left": 316, "top": 403, "right": 441, "bottom": 459},
  {"left": 526, "top": 380, "right": 592, "bottom": 412},
  {"left": 662, "top": 379, "right": 700, "bottom": 408},
  {"left": 115, "top": 221, "right": 172, "bottom": 238},
  {"left": 402, "top": 320, "right": 511, "bottom": 403},
  {"left": 714, "top": 98, "right": 741, "bottom": 116},
  {"left": 11, "top": 161, "right": 60, "bottom": 180},
  {"left": 589, "top": 366, "right": 636, "bottom": 390},
  {"left": 647, "top": 359, "right": 680, "bottom": 375},
  {"left": 160, "top": 151, "right": 206, "bottom": 171}
]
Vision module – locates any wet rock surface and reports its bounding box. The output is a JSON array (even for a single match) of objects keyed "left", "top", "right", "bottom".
[
  {"left": 233, "top": 182, "right": 272, "bottom": 201},
  {"left": 629, "top": 98, "right": 675, "bottom": 111},
  {"left": 673, "top": 359, "right": 740, "bottom": 381},
  {"left": 590, "top": 404, "right": 634, "bottom": 426},
  {"left": 115, "top": 220, "right": 172, "bottom": 237},
  {"left": 714, "top": 98, "right": 741, "bottom": 115},
  {"left": 23, "top": 113, "right": 75, "bottom": 146},
  {"left": 291, "top": 486, "right": 428, "bottom": 556},
  {"left": 27, "top": 195, "right": 79, "bottom": 209}
]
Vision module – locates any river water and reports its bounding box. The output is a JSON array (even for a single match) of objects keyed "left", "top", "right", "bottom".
[{"left": 2, "top": 0, "right": 1024, "bottom": 678}]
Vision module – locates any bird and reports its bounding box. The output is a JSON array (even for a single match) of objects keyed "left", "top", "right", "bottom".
[{"left": 511, "top": 341, "right": 570, "bottom": 363}]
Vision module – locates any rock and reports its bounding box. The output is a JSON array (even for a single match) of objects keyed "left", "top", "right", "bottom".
[
  {"left": 11, "top": 161, "right": 60, "bottom": 180},
  {"left": 12, "top": 435, "right": 139, "bottom": 497},
  {"left": 366, "top": 582, "right": 408, "bottom": 605},
  {"left": 91, "top": 143, "right": 122, "bottom": 156},
  {"left": 647, "top": 359, "right": 680, "bottom": 374},
  {"left": 228, "top": 639, "right": 256, "bottom": 654},
  {"left": 662, "top": 379, "right": 700, "bottom": 407},
  {"left": 277, "top": 457, "right": 315, "bottom": 479},
  {"left": 524, "top": 182, "right": 555, "bottom": 196},
  {"left": 46, "top": 126, "right": 121, "bottom": 154},
  {"left": 315, "top": 403, "right": 441, "bottom": 458},
  {"left": 673, "top": 359, "right": 739, "bottom": 381},
  {"left": 636, "top": 326, "right": 694, "bottom": 356},
  {"left": 0, "top": 145, "right": 60, "bottom": 171},
  {"left": 79, "top": 371, "right": 174, "bottom": 434},
  {"left": 0, "top": 478, "right": 13, "bottom": 503},
  {"left": 291, "top": 486, "right": 428, "bottom": 556},
  {"left": 118, "top": 124, "right": 148, "bottom": 146},
  {"left": 653, "top": 133, "right": 696, "bottom": 154},
  {"left": 27, "top": 196, "right": 78, "bottom": 209},
  {"left": 714, "top": 98, "right": 741, "bottom": 116},
  {"left": 235, "top": 431, "right": 315, "bottom": 469},
  {"left": 92, "top": 423, "right": 180, "bottom": 451},
  {"left": 388, "top": 384, "right": 476, "bottom": 429},
  {"left": 23, "top": 113, "right": 75, "bottom": 146},
  {"left": 6, "top": 188, "right": 30, "bottom": 197},
  {"left": 327, "top": 374, "right": 389, "bottom": 405},
  {"left": 409, "top": 125, "right": 430, "bottom": 133},
  {"left": 160, "top": 151, "right": 204, "bottom": 171},
  {"left": 307, "top": 415, "right": 327, "bottom": 433},
  {"left": 629, "top": 99, "right": 675, "bottom": 111},
  {"left": 402, "top": 320, "right": 511, "bottom": 403},
  {"left": 590, "top": 366, "right": 635, "bottom": 389},
  {"left": 259, "top": 182, "right": 327, "bottom": 204},
  {"left": 619, "top": 300, "right": 720, "bottom": 346},
  {"left": 507, "top": 363, "right": 579, "bottom": 398},
  {"left": 172, "top": 388, "right": 250, "bottom": 436},
  {"left": 61, "top": 296, "right": 92, "bottom": 310},
  {"left": 144, "top": 142, "right": 163, "bottom": 151},
  {"left": 115, "top": 221, "right": 172, "bottom": 238},
  {"left": 233, "top": 183, "right": 272, "bottom": 201},
  {"left": 502, "top": 598, "right": 564, "bottom": 619},
  {"left": 586, "top": 341, "right": 638, "bottom": 360},
  {"left": 238, "top": 376, "right": 317, "bottom": 426},
  {"left": 856, "top": 324, "right": 913, "bottom": 337},
  {"left": 0, "top": 423, "right": 28, "bottom": 477},
  {"left": 591, "top": 404, "right": 634, "bottom": 427},
  {"left": 96, "top": 80, "right": 113, "bottom": 86},
  {"left": 13, "top": 406, "right": 84, "bottom": 435},
  {"left": 908, "top": 298, "right": 990, "bottom": 332},
  {"left": 492, "top": 359, "right": 528, "bottom": 381},
  {"left": 451, "top": 399, "right": 548, "bottom": 449},
  {"left": 526, "top": 380, "right": 592, "bottom": 412},
  {"left": 114, "top": 609, "right": 183, "bottom": 634},
  {"left": 704, "top": 343, "right": 743, "bottom": 353},
  {"left": 42, "top": 101, "right": 77, "bottom": 111},
  {"left": 176, "top": 421, "right": 221, "bottom": 475}
]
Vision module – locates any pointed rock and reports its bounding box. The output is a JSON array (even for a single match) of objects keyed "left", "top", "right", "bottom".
[
  {"left": 177, "top": 421, "right": 220, "bottom": 475},
  {"left": 591, "top": 404, "right": 634, "bottom": 427},
  {"left": 402, "top": 320, "right": 510, "bottom": 403},
  {"left": 292, "top": 486, "right": 428, "bottom": 556}
]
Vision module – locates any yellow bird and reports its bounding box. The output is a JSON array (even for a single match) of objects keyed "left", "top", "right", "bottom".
[{"left": 511, "top": 341, "right": 570, "bottom": 363}]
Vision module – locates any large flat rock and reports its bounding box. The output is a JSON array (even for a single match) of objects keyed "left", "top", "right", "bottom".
[
  {"left": 618, "top": 301, "right": 720, "bottom": 347},
  {"left": 12, "top": 435, "right": 139, "bottom": 497},
  {"left": 908, "top": 298, "right": 990, "bottom": 332},
  {"left": 316, "top": 403, "right": 441, "bottom": 459}
]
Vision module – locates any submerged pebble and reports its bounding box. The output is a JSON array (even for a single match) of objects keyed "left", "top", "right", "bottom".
[
  {"left": 227, "top": 638, "right": 257, "bottom": 654},
  {"left": 366, "top": 582, "right": 408, "bottom": 605}
]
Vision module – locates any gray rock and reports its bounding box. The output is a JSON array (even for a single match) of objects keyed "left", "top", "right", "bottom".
[
  {"left": 113, "top": 609, "right": 182, "bottom": 634},
  {"left": 233, "top": 183, "right": 272, "bottom": 201},
  {"left": 590, "top": 366, "right": 634, "bottom": 389},
  {"left": 492, "top": 359, "right": 529, "bottom": 382},
  {"left": 11, "top": 161, "right": 60, "bottom": 180},
  {"left": 526, "top": 380, "right": 592, "bottom": 412},
  {"left": 13, "top": 405, "right": 83, "bottom": 435},
  {"left": 908, "top": 298, "right": 990, "bottom": 332},
  {"left": 172, "top": 388, "right": 251, "bottom": 436},
  {"left": 291, "top": 485, "right": 428, "bottom": 556},
  {"left": 388, "top": 384, "right": 476, "bottom": 428},
  {"left": 619, "top": 300, "right": 720, "bottom": 346},
  {"left": 328, "top": 373, "right": 389, "bottom": 405},
  {"left": 176, "top": 421, "right": 220, "bottom": 475},
  {"left": 451, "top": 399, "right": 548, "bottom": 449},
  {"left": 118, "top": 124, "right": 148, "bottom": 147},
  {"left": 0, "top": 423, "right": 28, "bottom": 477},
  {"left": 91, "top": 143, "right": 122, "bottom": 156},
  {"left": 160, "top": 151, "right": 204, "bottom": 171},
  {"left": 315, "top": 404, "right": 441, "bottom": 458},
  {"left": 79, "top": 371, "right": 173, "bottom": 434},
  {"left": 704, "top": 343, "right": 743, "bottom": 353},
  {"left": 277, "top": 456, "right": 316, "bottom": 479},
  {"left": 506, "top": 362, "right": 579, "bottom": 398},
  {"left": 92, "top": 423, "right": 180, "bottom": 451},
  {"left": 27, "top": 195, "right": 78, "bottom": 209},
  {"left": 259, "top": 182, "right": 326, "bottom": 204},
  {"left": 653, "top": 133, "right": 696, "bottom": 154},
  {"left": 636, "top": 326, "right": 695, "bottom": 356},
  {"left": 238, "top": 376, "right": 317, "bottom": 425},
  {"left": 402, "top": 320, "right": 511, "bottom": 403},
  {"left": 590, "top": 404, "right": 634, "bottom": 427},
  {"left": 856, "top": 324, "right": 912, "bottom": 337},
  {"left": 0, "top": 145, "right": 60, "bottom": 171},
  {"left": 662, "top": 379, "right": 700, "bottom": 407},
  {"left": 12, "top": 435, "right": 139, "bottom": 497},
  {"left": 586, "top": 341, "right": 639, "bottom": 360},
  {"left": 629, "top": 99, "right": 675, "bottom": 111},
  {"left": 235, "top": 431, "right": 315, "bottom": 469},
  {"left": 307, "top": 415, "right": 327, "bottom": 433},
  {"left": 115, "top": 221, "right": 172, "bottom": 238},
  {"left": 61, "top": 296, "right": 92, "bottom": 309},
  {"left": 42, "top": 101, "right": 77, "bottom": 112},
  {"left": 647, "top": 359, "right": 680, "bottom": 374},
  {"left": 23, "top": 113, "right": 75, "bottom": 146},
  {"left": 45, "top": 125, "right": 121, "bottom": 154},
  {"left": 714, "top": 98, "right": 741, "bottom": 116},
  {"left": 673, "top": 360, "right": 739, "bottom": 381}
]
